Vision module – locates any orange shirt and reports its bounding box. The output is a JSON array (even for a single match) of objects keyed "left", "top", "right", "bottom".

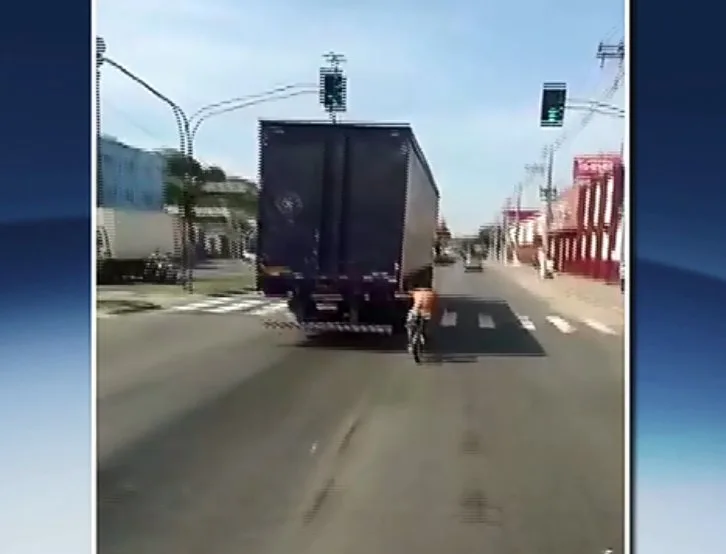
[{"left": 411, "top": 288, "right": 437, "bottom": 318}]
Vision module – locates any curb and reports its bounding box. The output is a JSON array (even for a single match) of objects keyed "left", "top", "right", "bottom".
[{"left": 206, "top": 288, "right": 259, "bottom": 297}]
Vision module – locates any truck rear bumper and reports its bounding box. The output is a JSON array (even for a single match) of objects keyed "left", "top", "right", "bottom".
[{"left": 264, "top": 320, "right": 393, "bottom": 335}]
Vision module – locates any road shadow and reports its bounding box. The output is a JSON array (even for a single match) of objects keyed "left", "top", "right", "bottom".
[
  {"left": 293, "top": 332, "right": 408, "bottom": 354},
  {"left": 291, "top": 296, "right": 546, "bottom": 360},
  {"left": 426, "top": 296, "right": 546, "bottom": 362}
]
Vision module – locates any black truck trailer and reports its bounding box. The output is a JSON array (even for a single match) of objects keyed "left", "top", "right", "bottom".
[{"left": 255, "top": 120, "right": 439, "bottom": 335}]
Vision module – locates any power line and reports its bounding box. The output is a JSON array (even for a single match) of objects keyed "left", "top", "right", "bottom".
[{"left": 103, "top": 100, "right": 163, "bottom": 142}]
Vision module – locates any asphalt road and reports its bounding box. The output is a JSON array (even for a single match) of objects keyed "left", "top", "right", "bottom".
[{"left": 97, "top": 264, "right": 624, "bottom": 554}]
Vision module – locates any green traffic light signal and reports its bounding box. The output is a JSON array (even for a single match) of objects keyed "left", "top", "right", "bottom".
[{"left": 540, "top": 83, "right": 567, "bottom": 127}]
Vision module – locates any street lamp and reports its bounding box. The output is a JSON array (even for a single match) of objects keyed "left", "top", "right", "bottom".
[
  {"left": 189, "top": 88, "right": 316, "bottom": 144},
  {"left": 96, "top": 37, "right": 316, "bottom": 291}
]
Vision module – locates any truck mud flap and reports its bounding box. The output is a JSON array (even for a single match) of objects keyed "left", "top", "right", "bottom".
[{"left": 263, "top": 321, "right": 393, "bottom": 335}]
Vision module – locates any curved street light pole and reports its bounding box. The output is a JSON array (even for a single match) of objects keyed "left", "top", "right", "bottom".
[
  {"left": 189, "top": 88, "right": 317, "bottom": 144},
  {"left": 98, "top": 53, "right": 197, "bottom": 290},
  {"left": 97, "top": 38, "right": 314, "bottom": 291},
  {"left": 188, "top": 88, "right": 316, "bottom": 259},
  {"left": 99, "top": 57, "right": 190, "bottom": 156},
  {"left": 189, "top": 83, "right": 316, "bottom": 121}
]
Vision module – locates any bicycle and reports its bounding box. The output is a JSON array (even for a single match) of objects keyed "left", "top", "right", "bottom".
[{"left": 408, "top": 313, "right": 426, "bottom": 364}]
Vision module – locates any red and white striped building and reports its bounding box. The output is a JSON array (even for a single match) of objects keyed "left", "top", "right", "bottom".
[{"left": 506, "top": 153, "right": 625, "bottom": 284}]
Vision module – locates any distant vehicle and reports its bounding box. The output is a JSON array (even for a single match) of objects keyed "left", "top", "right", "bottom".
[
  {"left": 256, "top": 119, "right": 439, "bottom": 336},
  {"left": 464, "top": 256, "right": 483, "bottom": 272},
  {"left": 434, "top": 249, "right": 455, "bottom": 265},
  {"left": 96, "top": 208, "right": 180, "bottom": 284}
]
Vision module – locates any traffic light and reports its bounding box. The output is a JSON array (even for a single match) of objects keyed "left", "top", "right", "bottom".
[
  {"left": 319, "top": 69, "right": 347, "bottom": 112},
  {"left": 540, "top": 82, "right": 567, "bottom": 127}
]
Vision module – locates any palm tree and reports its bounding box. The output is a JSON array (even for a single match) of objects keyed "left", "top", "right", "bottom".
[
  {"left": 162, "top": 151, "right": 259, "bottom": 258},
  {"left": 162, "top": 151, "right": 258, "bottom": 213},
  {"left": 163, "top": 151, "right": 204, "bottom": 205}
]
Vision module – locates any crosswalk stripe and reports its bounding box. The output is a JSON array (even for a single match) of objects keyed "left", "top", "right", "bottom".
[
  {"left": 248, "top": 302, "right": 288, "bottom": 316},
  {"left": 547, "top": 315, "right": 575, "bottom": 333},
  {"left": 516, "top": 315, "right": 536, "bottom": 330},
  {"left": 163, "top": 298, "right": 615, "bottom": 341},
  {"left": 582, "top": 318, "right": 617, "bottom": 335},
  {"left": 206, "top": 298, "right": 268, "bottom": 314},
  {"left": 168, "top": 297, "right": 240, "bottom": 311},
  {"left": 477, "top": 314, "right": 495, "bottom": 329}
]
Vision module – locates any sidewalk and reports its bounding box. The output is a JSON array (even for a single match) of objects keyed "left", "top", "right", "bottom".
[
  {"left": 96, "top": 273, "right": 257, "bottom": 317},
  {"left": 96, "top": 288, "right": 209, "bottom": 316},
  {"left": 489, "top": 262, "right": 625, "bottom": 330}
]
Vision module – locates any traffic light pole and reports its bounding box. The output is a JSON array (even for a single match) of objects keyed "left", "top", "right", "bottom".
[
  {"left": 540, "top": 146, "right": 555, "bottom": 279},
  {"left": 537, "top": 81, "right": 566, "bottom": 278}
]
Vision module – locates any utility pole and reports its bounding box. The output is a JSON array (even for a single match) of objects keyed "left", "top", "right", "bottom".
[
  {"left": 502, "top": 197, "right": 511, "bottom": 264},
  {"left": 524, "top": 160, "right": 546, "bottom": 273},
  {"left": 498, "top": 216, "right": 506, "bottom": 262},
  {"left": 540, "top": 146, "right": 557, "bottom": 278},
  {"left": 596, "top": 40, "right": 625, "bottom": 69},
  {"left": 320, "top": 52, "right": 347, "bottom": 123},
  {"left": 512, "top": 182, "right": 523, "bottom": 266},
  {"left": 597, "top": 40, "right": 626, "bottom": 156}
]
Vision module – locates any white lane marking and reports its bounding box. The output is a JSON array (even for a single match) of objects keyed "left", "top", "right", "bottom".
[
  {"left": 546, "top": 315, "right": 576, "bottom": 333},
  {"left": 206, "top": 298, "right": 267, "bottom": 314},
  {"left": 516, "top": 315, "right": 536, "bottom": 330},
  {"left": 477, "top": 313, "right": 495, "bottom": 329},
  {"left": 248, "top": 302, "right": 288, "bottom": 316},
  {"left": 582, "top": 318, "right": 617, "bottom": 335},
  {"left": 168, "top": 296, "right": 241, "bottom": 311},
  {"left": 440, "top": 310, "right": 457, "bottom": 327}
]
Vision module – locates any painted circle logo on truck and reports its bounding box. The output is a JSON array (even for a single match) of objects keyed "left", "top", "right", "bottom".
[{"left": 275, "top": 192, "right": 303, "bottom": 221}]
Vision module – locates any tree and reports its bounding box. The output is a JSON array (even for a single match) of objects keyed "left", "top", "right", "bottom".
[
  {"left": 436, "top": 219, "right": 452, "bottom": 242},
  {"left": 477, "top": 226, "right": 494, "bottom": 249},
  {"left": 434, "top": 218, "right": 452, "bottom": 256},
  {"left": 163, "top": 151, "right": 206, "bottom": 207},
  {"left": 203, "top": 165, "right": 226, "bottom": 183},
  {"left": 164, "top": 151, "right": 205, "bottom": 182},
  {"left": 161, "top": 151, "right": 259, "bottom": 253}
]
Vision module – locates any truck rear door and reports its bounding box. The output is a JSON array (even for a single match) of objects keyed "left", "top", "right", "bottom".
[
  {"left": 258, "top": 124, "right": 326, "bottom": 276},
  {"left": 341, "top": 127, "right": 407, "bottom": 279},
  {"left": 258, "top": 122, "right": 408, "bottom": 286}
]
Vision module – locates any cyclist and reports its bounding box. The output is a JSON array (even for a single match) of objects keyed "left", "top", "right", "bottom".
[{"left": 406, "top": 286, "right": 439, "bottom": 352}]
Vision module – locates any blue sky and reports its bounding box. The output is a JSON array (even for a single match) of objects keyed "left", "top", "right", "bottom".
[{"left": 98, "top": 0, "right": 624, "bottom": 234}]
